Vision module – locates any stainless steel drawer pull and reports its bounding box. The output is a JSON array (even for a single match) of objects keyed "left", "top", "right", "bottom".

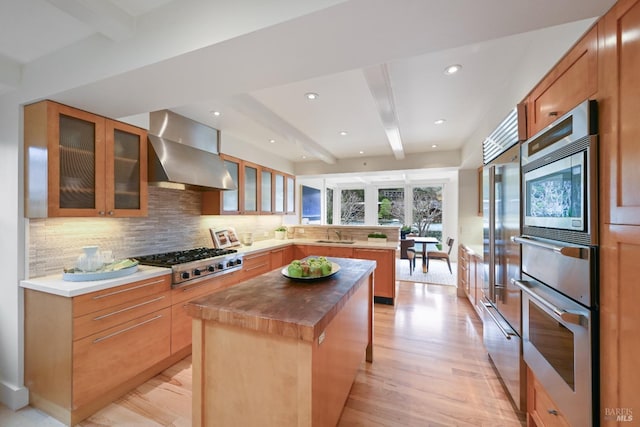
[
  {"left": 547, "top": 409, "right": 559, "bottom": 416},
  {"left": 512, "top": 236, "right": 588, "bottom": 260},
  {"left": 92, "top": 315, "right": 163, "bottom": 344},
  {"left": 512, "top": 279, "right": 584, "bottom": 325},
  {"left": 92, "top": 279, "right": 166, "bottom": 299},
  {"left": 246, "top": 264, "right": 267, "bottom": 271},
  {"left": 92, "top": 296, "right": 166, "bottom": 320},
  {"left": 482, "top": 303, "right": 516, "bottom": 340}
]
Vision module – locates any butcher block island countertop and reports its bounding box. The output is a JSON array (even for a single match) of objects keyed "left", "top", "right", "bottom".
[{"left": 185, "top": 257, "right": 375, "bottom": 427}]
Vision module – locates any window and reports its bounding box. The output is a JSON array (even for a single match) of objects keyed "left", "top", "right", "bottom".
[
  {"left": 301, "top": 185, "right": 321, "bottom": 224},
  {"left": 340, "top": 189, "right": 365, "bottom": 225},
  {"left": 378, "top": 187, "right": 404, "bottom": 226},
  {"left": 411, "top": 186, "right": 443, "bottom": 240},
  {"left": 326, "top": 188, "right": 333, "bottom": 225}
]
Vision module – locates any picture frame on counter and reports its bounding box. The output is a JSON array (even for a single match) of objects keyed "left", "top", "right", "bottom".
[{"left": 210, "top": 227, "right": 240, "bottom": 249}]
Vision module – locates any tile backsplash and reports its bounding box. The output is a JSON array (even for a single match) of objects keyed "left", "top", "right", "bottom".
[{"left": 27, "top": 187, "right": 285, "bottom": 277}]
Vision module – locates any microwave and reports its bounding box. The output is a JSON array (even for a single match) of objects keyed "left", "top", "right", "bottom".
[{"left": 521, "top": 100, "right": 598, "bottom": 246}]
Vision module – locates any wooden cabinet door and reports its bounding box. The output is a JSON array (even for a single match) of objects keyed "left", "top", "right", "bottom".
[
  {"left": 600, "top": 0, "right": 640, "bottom": 225},
  {"left": 458, "top": 246, "right": 470, "bottom": 297},
  {"left": 474, "top": 254, "right": 484, "bottom": 316},
  {"left": 25, "top": 100, "right": 148, "bottom": 218},
  {"left": 105, "top": 119, "right": 148, "bottom": 217},
  {"left": 170, "top": 273, "right": 239, "bottom": 353},
  {"left": 271, "top": 246, "right": 293, "bottom": 269},
  {"left": 526, "top": 25, "right": 598, "bottom": 136},
  {"left": 47, "top": 102, "right": 107, "bottom": 217},
  {"left": 600, "top": 224, "right": 640, "bottom": 425},
  {"left": 353, "top": 248, "right": 395, "bottom": 302}
]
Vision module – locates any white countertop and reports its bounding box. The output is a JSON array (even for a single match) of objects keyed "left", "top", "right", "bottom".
[
  {"left": 236, "top": 238, "right": 399, "bottom": 254},
  {"left": 20, "top": 265, "right": 171, "bottom": 297},
  {"left": 20, "top": 239, "right": 398, "bottom": 298}
]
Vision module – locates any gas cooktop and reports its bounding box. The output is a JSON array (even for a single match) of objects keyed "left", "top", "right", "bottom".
[
  {"left": 134, "top": 247, "right": 238, "bottom": 267},
  {"left": 134, "top": 247, "right": 243, "bottom": 287}
]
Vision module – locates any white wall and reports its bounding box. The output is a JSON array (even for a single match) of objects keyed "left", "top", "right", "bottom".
[
  {"left": 0, "top": 93, "right": 28, "bottom": 409},
  {"left": 458, "top": 169, "right": 483, "bottom": 249}
]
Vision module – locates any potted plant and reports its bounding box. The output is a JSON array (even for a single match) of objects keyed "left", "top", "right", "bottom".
[
  {"left": 367, "top": 232, "right": 387, "bottom": 243},
  {"left": 274, "top": 226, "right": 287, "bottom": 240},
  {"left": 400, "top": 225, "right": 412, "bottom": 239}
]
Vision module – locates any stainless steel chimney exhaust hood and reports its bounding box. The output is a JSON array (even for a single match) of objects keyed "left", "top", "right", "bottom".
[{"left": 147, "top": 110, "right": 236, "bottom": 191}]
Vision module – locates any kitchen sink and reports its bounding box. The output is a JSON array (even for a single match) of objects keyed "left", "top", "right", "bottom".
[{"left": 315, "top": 239, "right": 356, "bottom": 244}]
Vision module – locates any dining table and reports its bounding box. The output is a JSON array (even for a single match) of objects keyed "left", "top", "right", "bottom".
[{"left": 410, "top": 236, "right": 440, "bottom": 273}]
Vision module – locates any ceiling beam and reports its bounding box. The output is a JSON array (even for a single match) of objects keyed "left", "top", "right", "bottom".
[
  {"left": 362, "top": 64, "right": 405, "bottom": 160},
  {"left": 0, "top": 55, "right": 20, "bottom": 89},
  {"left": 227, "top": 94, "right": 337, "bottom": 165},
  {"left": 44, "top": 0, "right": 135, "bottom": 42}
]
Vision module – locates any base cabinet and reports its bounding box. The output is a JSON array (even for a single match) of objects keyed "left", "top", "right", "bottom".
[
  {"left": 293, "top": 244, "right": 397, "bottom": 304},
  {"left": 457, "top": 244, "right": 483, "bottom": 318},
  {"left": 24, "top": 275, "right": 183, "bottom": 425},
  {"left": 353, "top": 248, "right": 396, "bottom": 304}
]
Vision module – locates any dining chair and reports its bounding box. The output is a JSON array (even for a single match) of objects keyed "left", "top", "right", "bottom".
[
  {"left": 399, "top": 239, "right": 416, "bottom": 274},
  {"left": 426, "top": 237, "right": 454, "bottom": 274}
]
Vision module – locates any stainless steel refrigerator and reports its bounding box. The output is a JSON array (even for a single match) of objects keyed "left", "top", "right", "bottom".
[{"left": 481, "top": 117, "right": 526, "bottom": 411}]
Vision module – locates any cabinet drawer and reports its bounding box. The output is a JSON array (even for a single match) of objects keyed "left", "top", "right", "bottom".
[
  {"left": 72, "top": 307, "right": 171, "bottom": 408},
  {"left": 528, "top": 370, "right": 570, "bottom": 427},
  {"left": 73, "top": 290, "right": 170, "bottom": 340},
  {"left": 242, "top": 251, "right": 271, "bottom": 279},
  {"left": 73, "top": 274, "right": 171, "bottom": 317}
]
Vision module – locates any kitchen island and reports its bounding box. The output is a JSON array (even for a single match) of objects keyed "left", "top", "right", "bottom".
[{"left": 185, "top": 257, "right": 375, "bottom": 427}]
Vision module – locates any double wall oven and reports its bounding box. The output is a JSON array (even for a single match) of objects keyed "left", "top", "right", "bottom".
[{"left": 515, "top": 99, "right": 599, "bottom": 426}]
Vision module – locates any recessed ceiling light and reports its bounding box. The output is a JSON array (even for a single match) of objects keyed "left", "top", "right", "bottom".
[
  {"left": 302, "top": 155, "right": 307, "bottom": 159},
  {"left": 432, "top": 144, "right": 438, "bottom": 148},
  {"left": 444, "top": 64, "right": 462, "bottom": 75},
  {"left": 434, "top": 119, "right": 446, "bottom": 125},
  {"left": 339, "top": 131, "right": 348, "bottom": 136},
  {"left": 211, "top": 110, "right": 221, "bottom": 116},
  {"left": 359, "top": 150, "right": 364, "bottom": 154},
  {"left": 269, "top": 139, "right": 276, "bottom": 144},
  {"left": 304, "top": 92, "right": 319, "bottom": 100}
]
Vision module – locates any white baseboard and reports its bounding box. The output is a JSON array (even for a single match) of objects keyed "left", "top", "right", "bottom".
[{"left": 0, "top": 380, "right": 29, "bottom": 410}]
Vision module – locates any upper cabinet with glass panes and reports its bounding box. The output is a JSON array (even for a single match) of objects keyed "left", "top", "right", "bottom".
[{"left": 24, "top": 100, "right": 148, "bottom": 218}]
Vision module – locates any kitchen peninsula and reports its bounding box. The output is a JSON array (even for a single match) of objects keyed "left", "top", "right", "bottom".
[{"left": 185, "top": 257, "right": 375, "bottom": 427}]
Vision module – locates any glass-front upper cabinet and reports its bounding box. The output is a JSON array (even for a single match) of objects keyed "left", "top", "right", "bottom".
[
  {"left": 243, "top": 161, "right": 260, "bottom": 214},
  {"left": 286, "top": 175, "right": 295, "bottom": 214},
  {"left": 274, "top": 173, "right": 285, "bottom": 213},
  {"left": 106, "top": 120, "right": 148, "bottom": 217},
  {"left": 220, "top": 155, "right": 241, "bottom": 214},
  {"left": 261, "top": 168, "right": 272, "bottom": 213},
  {"left": 24, "top": 100, "right": 148, "bottom": 218}
]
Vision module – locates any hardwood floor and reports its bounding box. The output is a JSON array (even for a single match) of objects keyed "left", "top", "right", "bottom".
[{"left": 3, "top": 282, "right": 525, "bottom": 426}]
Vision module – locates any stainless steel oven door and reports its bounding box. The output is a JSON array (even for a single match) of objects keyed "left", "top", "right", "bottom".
[{"left": 515, "top": 276, "right": 593, "bottom": 427}]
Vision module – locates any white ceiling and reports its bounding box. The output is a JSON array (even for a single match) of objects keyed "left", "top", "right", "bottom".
[{"left": 0, "top": 0, "right": 615, "bottom": 184}]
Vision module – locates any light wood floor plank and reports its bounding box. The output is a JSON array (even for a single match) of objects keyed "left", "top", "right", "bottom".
[{"left": 4, "top": 281, "right": 524, "bottom": 426}]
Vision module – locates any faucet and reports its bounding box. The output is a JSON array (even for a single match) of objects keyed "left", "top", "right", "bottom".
[{"left": 334, "top": 230, "right": 342, "bottom": 241}]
